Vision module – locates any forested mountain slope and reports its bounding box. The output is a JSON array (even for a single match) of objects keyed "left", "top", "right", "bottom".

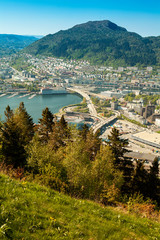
[
  {"left": 24, "top": 20, "right": 160, "bottom": 66},
  {"left": 0, "top": 34, "right": 37, "bottom": 56}
]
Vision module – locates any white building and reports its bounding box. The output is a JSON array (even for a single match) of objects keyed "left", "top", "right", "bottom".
[{"left": 155, "top": 118, "right": 160, "bottom": 127}]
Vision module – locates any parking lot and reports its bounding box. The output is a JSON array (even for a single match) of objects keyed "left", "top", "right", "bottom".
[{"left": 101, "top": 119, "right": 160, "bottom": 155}]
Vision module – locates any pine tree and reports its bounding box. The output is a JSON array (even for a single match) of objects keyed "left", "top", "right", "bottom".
[
  {"left": 15, "top": 102, "right": 34, "bottom": 144},
  {"left": 84, "top": 129, "right": 101, "bottom": 161},
  {"left": 49, "top": 116, "right": 70, "bottom": 151},
  {"left": 107, "top": 127, "right": 134, "bottom": 195},
  {"left": 120, "top": 156, "right": 134, "bottom": 195},
  {"left": 49, "top": 121, "right": 66, "bottom": 150},
  {"left": 147, "top": 157, "right": 160, "bottom": 202},
  {"left": 59, "top": 115, "right": 70, "bottom": 139},
  {"left": 150, "top": 157, "right": 159, "bottom": 177},
  {"left": 38, "top": 107, "right": 54, "bottom": 142},
  {"left": 4, "top": 105, "right": 13, "bottom": 121},
  {"left": 59, "top": 115, "right": 67, "bottom": 129},
  {"left": 131, "top": 160, "right": 148, "bottom": 197},
  {"left": 107, "top": 127, "right": 128, "bottom": 167},
  {"left": 79, "top": 124, "right": 89, "bottom": 141},
  {"left": 1, "top": 117, "right": 26, "bottom": 167},
  {"left": 1, "top": 104, "right": 34, "bottom": 168}
]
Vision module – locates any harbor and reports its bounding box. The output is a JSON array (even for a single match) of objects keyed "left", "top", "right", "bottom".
[{"left": 0, "top": 92, "right": 82, "bottom": 123}]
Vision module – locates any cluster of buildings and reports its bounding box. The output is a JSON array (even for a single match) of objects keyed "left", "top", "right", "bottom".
[
  {"left": 0, "top": 54, "right": 160, "bottom": 127},
  {"left": 124, "top": 99, "right": 160, "bottom": 126},
  {"left": 0, "top": 54, "right": 160, "bottom": 163},
  {"left": 1, "top": 54, "right": 160, "bottom": 94}
]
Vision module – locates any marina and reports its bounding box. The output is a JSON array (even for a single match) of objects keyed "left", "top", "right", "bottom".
[
  {"left": 7, "top": 92, "right": 18, "bottom": 99},
  {"left": 0, "top": 93, "right": 82, "bottom": 123},
  {"left": 18, "top": 93, "right": 31, "bottom": 98},
  {"left": 28, "top": 94, "right": 36, "bottom": 99},
  {"left": 0, "top": 93, "right": 7, "bottom": 97}
]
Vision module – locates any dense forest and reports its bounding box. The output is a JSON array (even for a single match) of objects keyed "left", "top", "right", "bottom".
[
  {"left": 0, "top": 102, "right": 159, "bottom": 208},
  {"left": 0, "top": 34, "right": 37, "bottom": 56},
  {"left": 24, "top": 20, "right": 160, "bottom": 67}
]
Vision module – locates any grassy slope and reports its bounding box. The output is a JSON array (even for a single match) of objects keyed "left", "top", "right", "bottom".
[{"left": 0, "top": 174, "right": 159, "bottom": 240}]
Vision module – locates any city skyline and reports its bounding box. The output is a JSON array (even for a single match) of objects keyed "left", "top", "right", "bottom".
[{"left": 0, "top": 0, "right": 160, "bottom": 37}]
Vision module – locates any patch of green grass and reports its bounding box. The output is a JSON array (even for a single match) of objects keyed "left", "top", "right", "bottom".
[{"left": 0, "top": 174, "right": 159, "bottom": 240}]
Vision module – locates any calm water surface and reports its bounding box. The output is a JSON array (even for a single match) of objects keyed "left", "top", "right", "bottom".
[{"left": 0, "top": 93, "right": 82, "bottom": 123}]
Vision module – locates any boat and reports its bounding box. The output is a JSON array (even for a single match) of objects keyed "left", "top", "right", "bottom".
[{"left": 40, "top": 87, "right": 67, "bottom": 95}]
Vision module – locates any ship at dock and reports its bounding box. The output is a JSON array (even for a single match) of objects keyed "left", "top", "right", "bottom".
[{"left": 39, "top": 87, "right": 67, "bottom": 95}]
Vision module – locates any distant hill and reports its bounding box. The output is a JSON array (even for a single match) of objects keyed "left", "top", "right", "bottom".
[
  {"left": 23, "top": 20, "right": 160, "bottom": 67},
  {"left": 0, "top": 34, "right": 38, "bottom": 56}
]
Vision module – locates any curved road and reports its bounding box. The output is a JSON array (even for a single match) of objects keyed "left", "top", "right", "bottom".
[{"left": 67, "top": 88, "right": 118, "bottom": 134}]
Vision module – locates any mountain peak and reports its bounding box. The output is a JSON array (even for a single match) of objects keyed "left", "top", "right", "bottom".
[
  {"left": 72, "top": 20, "right": 127, "bottom": 32},
  {"left": 24, "top": 19, "right": 159, "bottom": 67}
]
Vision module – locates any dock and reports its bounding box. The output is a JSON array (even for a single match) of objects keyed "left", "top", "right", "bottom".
[
  {"left": 0, "top": 93, "right": 7, "bottom": 97},
  {"left": 28, "top": 94, "right": 36, "bottom": 100},
  {"left": 18, "top": 93, "right": 31, "bottom": 98},
  {"left": 7, "top": 93, "right": 18, "bottom": 99}
]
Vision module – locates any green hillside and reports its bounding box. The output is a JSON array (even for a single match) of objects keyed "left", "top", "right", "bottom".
[
  {"left": 0, "top": 34, "right": 38, "bottom": 56},
  {"left": 23, "top": 20, "right": 160, "bottom": 67},
  {"left": 0, "top": 174, "right": 159, "bottom": 240}
]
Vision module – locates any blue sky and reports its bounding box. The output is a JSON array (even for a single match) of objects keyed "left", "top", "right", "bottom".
[{"left": 0, "top": 0, "right": 160, "bottom": 37}]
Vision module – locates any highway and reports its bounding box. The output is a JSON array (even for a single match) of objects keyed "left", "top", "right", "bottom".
[
  {"left": 67, "top": 87, "right": 97, "bottom": 116},
  {"left": 67, "top": 88, "right": 118, "bottom": 134},
  {"left": 92, "top": 114, "right": 119, "bottom": 134}
]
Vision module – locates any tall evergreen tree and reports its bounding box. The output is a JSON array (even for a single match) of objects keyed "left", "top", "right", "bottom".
[
  {"left": 1, "top": 103, "right": 34, "bottom": 168},
  {"left": 38, "top": 107, "right": 54, "bottom": 142},
  {"left": 49, "top": 116, "right": 70, "bottom": 151},
  {"left": 1, "top": 117, "right": 26, "bottom": 167},
  {"left": 79, "top": 124, "right": 89, "bottom": 141},
  {"left": 59, "top": 115, "right": 70, "bottom": 139},
  {"left": 107, "top": 127, "right": 128, "bottom": 167},
  {"left": 49, "top": 121, "right": 66, "bottom": 151},
  {"left": 15, "top": 102, "right": 34, "bottom": 143},
  {"left": 59, "top": 115, "right": 67, "bottom": 129},
  {"left": 147, "top": 157, "right": 160, "bottom": 202},
  {"left": 84, "top": 129, "right": 101, "bottom": 161},
  {"left": 131, "top": 160, "right": 148, "bottom": 197},
  {"left": 120, "top": 156, "right": 134, "bottom": 195},
  {"left": 4, "top": 105, "right": 13, "bottom": 121},
  {"left": 107, "top": 127, "right": 134, "bottom": 195}
]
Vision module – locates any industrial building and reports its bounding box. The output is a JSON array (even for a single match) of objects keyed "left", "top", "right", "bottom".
[
  {"left": 132, "top": 131, "right": 160, "bottom": 149},
  {"left": 124, "top": 151, "right": 158, "bottom": 163}
]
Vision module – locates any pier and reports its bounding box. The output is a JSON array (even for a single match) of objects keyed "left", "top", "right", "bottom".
[
  {"left": 7, "top": 93, "right": 18, "bottom": 99},
  {"left": 0, "top": 93, "right": 7, "bottom": 97},
  {"left": 18, "top": 93, "right": 31, "bottom": 98},
  {"left": 28, "top": 94, "right": 36, "bottom": 100}
]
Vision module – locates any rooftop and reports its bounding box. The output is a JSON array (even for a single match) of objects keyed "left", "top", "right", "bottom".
[
  {"left": 124, "top": 151, "right": 157, "bottom": 162},
  {"left": 132, "top": 131, "right": 160, "bottom": 149}
]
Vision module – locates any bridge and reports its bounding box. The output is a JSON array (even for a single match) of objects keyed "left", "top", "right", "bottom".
[
  {"left": 67, "top": 88, "right": 119, "bottom": 134},
  {"left": 92, "top": 114, "right": 119, "bottom": 134},
  {"left": 67, "top": 88, "right": 97, "bottom": 116}
]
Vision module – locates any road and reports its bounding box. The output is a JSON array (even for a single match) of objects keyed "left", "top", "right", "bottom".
[
  {"left": 67, "top": 87, "right": 97, "bottom": 116},
  {"left": 92, "top": 114, "right": 119, "bottom": 134},
  {"left": 67, "top": 87, "right": 118, "bottom": 134}
]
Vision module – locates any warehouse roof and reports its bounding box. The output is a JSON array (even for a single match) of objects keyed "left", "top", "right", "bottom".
[
  {"left": 124, "top": 151, "right": 157, "bottom": 162},
  {"left": 132, "top": 131, "right": 160, "bottom": 149}
]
